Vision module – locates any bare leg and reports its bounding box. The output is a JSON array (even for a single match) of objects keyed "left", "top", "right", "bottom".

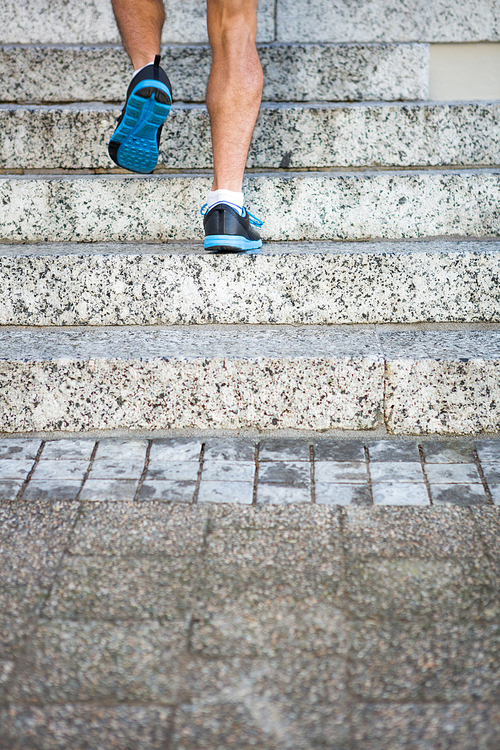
[
  {"left": 111, "top": 0, "right": 165, "bottom": 70},
  {"left": 206, "top": 0, "right": 263, "bottom": 192}
]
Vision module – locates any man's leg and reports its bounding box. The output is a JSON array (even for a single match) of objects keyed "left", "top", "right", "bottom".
[
  {"left": 111, "top": 0, "right": 165, "bottom": 70},
  {"left": 108, "top": 0, "right": 172, "bottom": 173},
  {"left": 206, "top": 0, "right": 263, "bottom": 193},
  {"left": 202, "top": 0, "right": 264, "bottom": 251}
]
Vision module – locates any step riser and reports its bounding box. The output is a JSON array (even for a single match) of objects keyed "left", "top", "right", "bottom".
[
  {"left": 1, "top": 327, "right": 499, "bottom": 435},
  {"left": 0, "top": 44, "right": 428, "bottom": 104},
  {"left": 1, "top": 0, "right": 275, "bottom": 44},
  {"left": 4, "top": 0, "right": 498, "bottom": 44},
  {"left": 276, "top": 0, "right": 500, "bottom": 43},
  {"left": 3, "top": 102, "right": 498, "bottom": 171},
  {"left": 1, "top": 243, "right": 499, "bottom": 326},
  {"left": 1, "top": 172, "right": 499, "bottom": 243}
]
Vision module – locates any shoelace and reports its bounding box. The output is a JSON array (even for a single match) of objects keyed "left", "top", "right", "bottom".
[{"left": 200, "top": 203, "right": 263, "bottom": 227}]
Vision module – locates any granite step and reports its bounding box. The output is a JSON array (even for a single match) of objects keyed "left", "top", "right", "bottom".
[
  {"left": 0, "top": 43, "right": 428, "bottom": 104},
  {"left": 0, "top": 324, "right": 499, "bottom": 435},
  {"left": 3, "top": 0, "right": 498, "bottom": 44},
  {"left": 1, "top": 170, "right": 499, "bottom": 243},
  {"left": 1, "top": 240, "right": 499, "bottom": 327},
  {"left": 3, "top": 100, "right": 499, "bottom": 171}
]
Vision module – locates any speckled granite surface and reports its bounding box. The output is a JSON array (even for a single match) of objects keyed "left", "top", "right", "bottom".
[
  {"left": 0, "top": 241, "right": 499, "bottom": 326},
  {"left": 1, "top": 0, "right": 274, "bottom": 44},
  {"left": 3, "top": 101, "right": 499, "bottom": 171},
  {"left": 277, "top": 0, "right": 500, "bottom": 42},
  {"left": 0, "top": 325, "right": 499, "bottom": 434},
  {"left": 2, "top": 171, "right": 500, "bottom": 243},
  {"left": 0, "top": 43, "right": 428, "bottom": 103},
  {"left": 0, "top": 326, "right": 384, "bottom": 432}
]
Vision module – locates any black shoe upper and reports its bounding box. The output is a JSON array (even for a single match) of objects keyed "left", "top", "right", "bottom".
[{"left": 203, "top": 204, "right": 261, "bottom": 240}]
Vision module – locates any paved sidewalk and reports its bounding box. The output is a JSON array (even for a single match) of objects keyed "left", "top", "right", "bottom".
[
  {"left": 1, "top": 436, "right": 500, "bottom": 507},
  {"left": 1, "top": 436, "right": 500, "bottom": 748}
]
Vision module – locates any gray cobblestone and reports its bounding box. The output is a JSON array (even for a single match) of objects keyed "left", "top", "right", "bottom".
[
  {"left": 315, "top": 461, "right": 368, "bottom": 484},
  {"left": 41, "top": 439, "right": 95, "bottom": 461},
  {"left": 201, "top": 461, "right": 254, "bottom": 482},
  {"left": 370, "top": 462, "right": 424, "bottom": 483},
  {"left": 316, "top": 484, "right": 372, "bottom": 506},
  {"left": 480, "top": 464, "right": 500, "bottom": 484},
  {"left": 313, "top": 439, "right": 365, "bottom": 462},
  {"left": 0, "top": 459, "right": 34, "bottom": 480},
  {"left": 94, "top": 438, "right": 148, "bottom": 462},
  {"left": 79, "top": 479, "right": 139, "bottom": 502},
  {"left": 197, "top": 481, "right": 254, "bottom": 505},
  {"left": 203, "top": 438, "right": 256, "bottom": 462},
  {"left": 421, "top": 440, "right": 476, "bottom": 464},
  {"left": 138, "top": 480, "right": 197, "bottom": 503},
  {"left": 0, "top": 479, "right": 24, "bottom": 500},
  {"left": 476, "top": 440, "right": 500, "bottom": 463},
  {"left": 259, "top": 438, "right": 311, "bottom": 462},
  {"left": 425, "top": 463, "right": 482, "bottom": 484},
  {"left": 30, "top": 460, "right": 87, "bottom": 482},
  {"left": 0, "top": 438, "right": 41, "bottom": 460},
  {"left": 145, "top": 462, "right": 199, "bottom": 482},
  {"left": 88, "top": 459, "right": 144, "bottom": 480},
  {"left": 490, "top": 485, "right": 500, "bottom": 505},
  {"left": 368, "top": 441, "right": 420, "bottom": 462},
  {"left": 149, "top": 438, "right": 202, "bottom": 463},
  {"left": 22, "top": 480, "right": 82, "bottom": 502},
  {"left": 372, "top": 484, "right": 429, "bottom": 506},
  {"left": 430, "top": 484, "right": 488, "bottom": 506},
  {"left": 258, "top": 461, "right": 310, "bottom": 486}
]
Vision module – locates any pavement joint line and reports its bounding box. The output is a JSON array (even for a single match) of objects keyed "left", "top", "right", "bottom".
[
  {"left": 252, "top": 442, "right": 260, "bottom": 505},
  {"left": 15, "top": 439, "right": 45, "bottom": 501},
  {"left": 418, "top": 444, "right": 433, "bottom": 505},
  {"left": 133, "top": 439, "right": 152, "bottom": 503},
  {"left": 472, "top": 444, "right": 495, "bottom": 505},
  {"left": 75, "top": 440, "right": 99, "bottom": 502},
  {"left": 310, "top": 443, "right": 316, "bottom": 504},
  {"left": 192, "top": 442, "right": 205, "bottom": 505},
  {"left": 364, "top": 444, "right": 374, "bottom": 505}
]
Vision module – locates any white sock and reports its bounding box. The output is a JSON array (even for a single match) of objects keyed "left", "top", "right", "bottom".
[
  {"left": 132, "top": 60, "right": 156, "bottom": 79},
  {"left": 207, "top": 189, "right": 244, "bottom": 216}
]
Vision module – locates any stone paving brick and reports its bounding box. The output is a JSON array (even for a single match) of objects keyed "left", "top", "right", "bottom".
[
  {"left": 45, "top": 556, "right": 200, "bottom": 621},
  {"left": 206, "top": 504, "right": 341, "bottom": 537},
  {"left": 315, "top": 461, "right": 368, "bottom": 484},
  {"left": 346, "top": 558, "right": 500, "bottom": 621},
  {"left": 350, "top": 703, "right": 500, "bottom": 750},
  {"left": 10, "top": 620, "right": 187, "bottom": 704},
  {"left": 372, "top": 483, "right": 429, "bottom": 506},
  {"left": 350, "top": 620, "right": 500, "bottom": 702},
  {"left": 174, "top": 656, "right": 349, "bottom": 750},
  {"left": 258, "top": 461, "right": 310, "bottom": 485},
  {"left": 343, "top": 507, "right": 481, "bottom": 558},
  {"left": 192, "top": 517, "right": 344, "bottom": 657},
  {"left": 0, "top": 705, "right": 174, "bottom": 750},
  {"left": 94, "top": 438, "right": 148, "bottom": 462},
  {"left": 0, "top": 438, "right": 41, "bottom": 460},
  {"left": 87, "top": 459, "right": 144, "bottom": 479},
  {"left": 201, "top": 461, "right": 254, "bottom": 482},
  {"left": 149, "top": 438, "right": 202, "bottom": 463},
  {"left": 421, "top": 439, "right": 476, "bottom": 464},
  {"left": 70, "top": 502, "right": 208, "bottom": 557},
  {"left": 314, "top": 438, "right": 365, "bottom": 461},
  {"left": 368, "top": 441, "right": 420, "bottom": 462},
  {"left": 0, "top": 459, "right": 33, "bottom": 480},
  {"left": 203, "top": 437, "right": 256, "bottom": 462},
  {"left": 476, "top": 440, "right": 500, "bottom": 463},
  {"left": 469, "top": 507, "right": 500, "bottom": 558},
  {"left": 138, "top": 480, "right": 197, "bottom": 503},
  {"left": 30, "top": 460, "right": 87, "bottom": 481},
  {"left": 22, "top": 480, "right": 82, "bottom": 502},
  {"left": 257, "top": 484, "right": 311, "bottom": 504},
  {"left": 145, "top": 461, "right": 199, "bottom": 481},
  {"left": 258, "top": 438, "right": 310, "bottom": 462},
  {"left": 425, "top": 463, "right": 482, "bottom": 484},
  {"left": 430, "top": 484, "right": 488, "bottom": 506},
  {"left": 79, "top": 479, "right": 139, "bottom": 502},
  {"left": 370, "top": 462, "right": 424, "bottom": 483},
  {"left": 197, "top": 481, "right": 254, "bottom": 505},
  {"left": 316, "top": 483, "right": 372, "bottom": 506},
  {"left": 0, "top": 479, "right": 24, "bottom": 501},
  {"left": 41, "top": 439, "right": 95, "bottom": 461},
  {"left": 480, "top": 463, "right": 500, "bottom": 484}
]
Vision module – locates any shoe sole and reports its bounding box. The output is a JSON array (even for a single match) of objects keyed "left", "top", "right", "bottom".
[
  {"left": 204, "top": 235, "right": 263, "bottom": 253},
  {"left": 108, "top": 80, "right": 172, "bottom": 174}
]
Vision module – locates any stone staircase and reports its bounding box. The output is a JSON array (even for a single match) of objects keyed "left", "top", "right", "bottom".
[{"left": 1, "top": 0, "right": 500, "bottom": 436}]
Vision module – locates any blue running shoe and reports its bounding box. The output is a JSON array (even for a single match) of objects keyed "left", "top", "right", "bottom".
[
  {"left": 108, "top": 55, "right": 172, "bottom": 174},
  {"left": 202, "top": 203, "right": 263, "bottom": 253}
]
